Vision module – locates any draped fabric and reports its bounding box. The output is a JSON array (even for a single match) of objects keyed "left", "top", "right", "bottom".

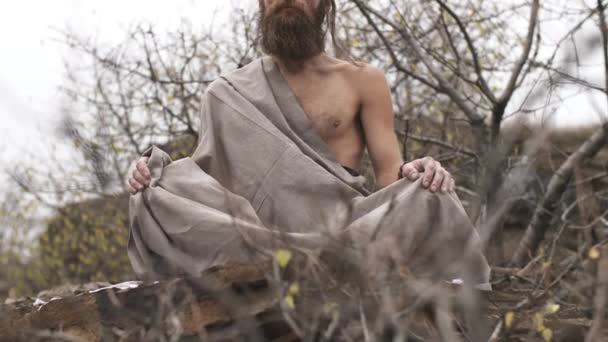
[{"left": 128, "top": 56, "right": 491, "bottom": 287}]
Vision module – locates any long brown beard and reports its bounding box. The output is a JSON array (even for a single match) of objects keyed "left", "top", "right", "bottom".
[{"left": 258, "top": 2, "right": 326, "bottom": 61}]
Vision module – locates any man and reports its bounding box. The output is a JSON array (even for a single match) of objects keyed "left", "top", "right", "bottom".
[
  {"left": 126, "top": 0, "right": 489, "bottom": 286},
  {"left": 127, "top": 0, "right": 454, "bottom": 195}
]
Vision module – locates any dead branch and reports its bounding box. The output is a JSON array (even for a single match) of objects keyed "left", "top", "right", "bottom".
[
  {"left": 432, "top": 0, "right": 496, "bottom": 104},
  {"left": 396, "top": 131, "right": 480, "bottom": 162},
  {"left": 511, "top": 123, "right": 608, "bottom": 266},
  {"left": 350, "top": 0, "right": 486, "bottom": 126},
  {"left": 348, "top": 0, "right": 439, "bottom": 91},
  {"left": 599, "top": 0, "right": 608, "bottom": 104},
  {"left": 586, "top": 243, "right": 608, "bottom": 342},
  {"left": 496, "top": 0, "right": 540, "bottom": 107},
  {"left": 585, "top": 4, "right": 608, "bottom": 338}
]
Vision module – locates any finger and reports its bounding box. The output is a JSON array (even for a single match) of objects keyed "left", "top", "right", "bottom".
[
  {"left": 136, "top": 161, "right": 151, "bottom": 181},
  {"left": 136, "top": 158, "right": 151, "bottom": 179},
  {"left": 450, "top": 177, "right": 456, "bottom": 192},
  {"left": 441, "top": 173, "right": 451, "bottom": 193},
  {"left": 128, "top": 177, "right": 141, "bottom": 191},
  {"left": 401, "top": 164, "right": 420, "bottom": 180},
  {"left": 430, "top": 168, "right": 445, "bottom": 193},
  {"left": 422, "top": 163, "right": 437, "bottom": 188},
  {"left": 128, "top": 177, "right": 144, "bottom": 192},
  {"left": 132, "top": 169, "right": 148, "bottom": 186},
  {"left": 135, "top": 169, "right": 150, "bottom": 186},
  {"left": 413, "top": 157, "right": 430, "bottom": 172},
  {"left": 127, "top": 184, "right": 137, "bottom": 195}
]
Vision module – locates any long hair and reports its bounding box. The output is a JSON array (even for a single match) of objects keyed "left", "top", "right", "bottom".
[{"left": 319, "top": 0, "right": 340, "bottom": 54}]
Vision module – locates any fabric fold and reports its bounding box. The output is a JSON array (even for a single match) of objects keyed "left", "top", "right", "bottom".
[{"left": 128, "top": 57, "right": 491, "bottom": 286}]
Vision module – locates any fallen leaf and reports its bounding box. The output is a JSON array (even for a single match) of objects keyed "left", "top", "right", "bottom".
[
  {"left": 545, "top": 302, "right": 560, "bottom": 315},
  {"left": 288, "top": 282, "right": 299, "bottom": 296},
  {"left": 533, "top": 312, "right": 545, "bottom": 332},
  {"left": 505, "top": 311, "right": 515, "bottom": 329},
  {"left": 589, "top": 246, "right": 600, "bottom": 259}
]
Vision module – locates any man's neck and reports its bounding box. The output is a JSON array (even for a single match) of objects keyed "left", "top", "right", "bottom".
[{"left": 272, "top": 53, "right": 328, "bottom": 75}]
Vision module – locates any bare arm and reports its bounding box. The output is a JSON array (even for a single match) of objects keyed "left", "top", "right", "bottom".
[
  {"left": 357, "top": 64, "right": 455, "bottom": 192},
  {"left": 357, "top": 65, "right": 403, "bottom": 190}
]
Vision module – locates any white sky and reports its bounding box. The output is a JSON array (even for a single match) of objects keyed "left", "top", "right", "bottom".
[
  {"left": 0, "top": 1, "right": 237, "bottom": 166},
  {"left": 0, "top": 0, "right": 606, "bottom": 194},
  {"left": 508, "top": 0, "right": 608, "bottom": 129}
]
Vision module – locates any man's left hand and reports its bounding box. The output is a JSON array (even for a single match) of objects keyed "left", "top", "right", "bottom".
[{"left": 399, "top": 157, "right": 455, "bottom": 193}]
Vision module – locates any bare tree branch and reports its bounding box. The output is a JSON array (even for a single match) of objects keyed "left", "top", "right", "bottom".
[
  {"left": 586, "top": 242, "right": 608, "bottom": 342},
  {"left": 433, "top": 0, "right": 497, "bottom": 104},
  {"left": 491, "top": 0, "right": 540, "bottom": 143},
  {"left": 512, "top": 122, "right": 608, "bottom": 266},
  {"left": 599, "top": 0, "right": 608, "bottom": 107},
  {"left": 350, "top": 0, "right": 486, "bottom": 126},
  {"left": 497, "top": 0, "right": 540, "bottom": 106}
]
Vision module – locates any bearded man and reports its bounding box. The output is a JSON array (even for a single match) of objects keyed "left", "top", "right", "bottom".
[{"left": 126, "top": 0, "right": 490, "bottom": 287}]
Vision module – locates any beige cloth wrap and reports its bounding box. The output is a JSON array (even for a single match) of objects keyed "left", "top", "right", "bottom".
[{"left": 128, "top": 56, "right": 491, "bottom": 286}]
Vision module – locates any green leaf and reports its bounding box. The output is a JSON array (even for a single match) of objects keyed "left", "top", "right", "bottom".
[
  {"left": 275, "top": 249, "right": 292, "bottom": 268},
  {"left": 284, "top": 295, "right": 295, "bottom": 309}
]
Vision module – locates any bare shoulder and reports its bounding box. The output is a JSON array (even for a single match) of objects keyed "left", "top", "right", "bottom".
[
  {"left": 327, "top": 57, "right": 382, "bottom": 77},
  {"left": 336, "top": 60, "right": 387, "bottom": 90},
  {"left": 322, "top": 56, "right": 389, "bottom": 97},
  {"left": 334, "top": 61, "right": 390, "bottom": 102}
]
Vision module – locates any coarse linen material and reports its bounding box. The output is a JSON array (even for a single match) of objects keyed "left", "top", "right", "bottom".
[{"left": 128, "top": 56, "right": 491, "bottom": 285}]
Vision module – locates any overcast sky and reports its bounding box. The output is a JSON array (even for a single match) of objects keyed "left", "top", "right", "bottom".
[
  {"left": 0, "top": 0, "right": 606, "bottom": 197},
  {"left": 0, "top": 1, "right": 237, "bottom": 163}
]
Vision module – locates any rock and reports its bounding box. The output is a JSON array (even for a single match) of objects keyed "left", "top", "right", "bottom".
[{"left": 0, "top": 260, "right": 286, "bottom": 341}]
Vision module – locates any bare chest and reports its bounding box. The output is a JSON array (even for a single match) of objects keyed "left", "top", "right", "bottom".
[{"left": 285, "top": 76, "right": 360, "bottom": 140}]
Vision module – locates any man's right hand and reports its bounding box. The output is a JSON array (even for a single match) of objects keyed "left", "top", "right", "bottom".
[{"left": 127, "top": 156, "right": 151, "bottom": 194}]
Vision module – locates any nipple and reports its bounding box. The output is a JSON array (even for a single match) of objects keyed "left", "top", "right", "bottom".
[{"left": 333, "top": 120, "right": 341, "bottom": 128}]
